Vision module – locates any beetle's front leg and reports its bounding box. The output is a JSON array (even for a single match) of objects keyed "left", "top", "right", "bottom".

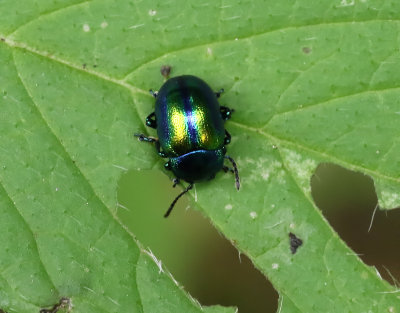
[
  {"left": 145, "top": 112, "right": 157, "bottom": 128},
  {"left": 149, "top": 90, "right": 158, "bottom": 98},
  {"left": 134, "top": 134, "right": 167, "bottom": 157}
]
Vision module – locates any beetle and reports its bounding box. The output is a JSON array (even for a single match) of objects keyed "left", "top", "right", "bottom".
[{"left": 135, "top": 66, "right": 239, "bottom": 217}]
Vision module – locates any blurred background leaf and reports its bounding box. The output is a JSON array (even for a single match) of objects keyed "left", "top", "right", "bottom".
[{"left": 1, "top": 0, "right": 400, "bottom": 312}]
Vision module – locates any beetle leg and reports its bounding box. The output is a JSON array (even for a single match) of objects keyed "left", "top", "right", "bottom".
[
  {"left": 172, "top": 178, "right": 180, "bottom": 187},
  {"left": 164, "top": 183, "right": 193, "bottom": 218},
  {"left": 149, "top": 89, "right": 158, "bottom": 98},
  {"left": 134, "top": 134, "right": 167, "bottom": 157},
  {"left": 220, "top": 106, "right": 234, "bottom": 120},
  {"left": 222, "top": 165, "right": 234, "bottom": 173},
  {"left": 215, "top": 88, "right": 224, "bottom": 98},
  {"left": 155, "top": 141, "right": 168, "bottom": 157},
  {"left": 224, "top": 129, "right": 231, "bottom": 145},
  {"left": 145, "top": 112, "right": 157, "bottom": 128},
  {"left": 224, "top": 155, "right": 240, "bottom": 190},
  {"left": 134, "top": 133, "right": 157, "bottom": 143}
]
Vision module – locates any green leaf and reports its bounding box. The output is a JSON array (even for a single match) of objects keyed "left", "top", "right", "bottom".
[{"left": 1, "top": 0, "right": 399, "bottom": 312}]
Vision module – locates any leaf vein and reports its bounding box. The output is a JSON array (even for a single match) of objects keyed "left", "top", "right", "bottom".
[
  {"left": 123, "top": 19, "right": 400, "bottom": 81},
  {"left": 231, "top": 121, "right": 400, "bottom": 184},
  {"left": 0, "top": 181, "right": 58, "bottom": 296},
  {"left": 264, "top": 85, "right": 400, "bottom": 122},
  {"left": 11, "top": 48, "right": 136, "bottom": 249}
]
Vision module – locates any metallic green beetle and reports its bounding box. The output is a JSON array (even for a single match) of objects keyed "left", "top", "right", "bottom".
[{"left": 136, "top": 67, "right": 239, "bottom": 217}]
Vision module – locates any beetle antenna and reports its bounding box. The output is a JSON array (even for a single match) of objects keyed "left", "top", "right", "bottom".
[
  {"left": 224, "top": 156, "right": 240, "bottom": 190},
  {"left": 164, "top": 184, "right": 193, "bottom": 218}
]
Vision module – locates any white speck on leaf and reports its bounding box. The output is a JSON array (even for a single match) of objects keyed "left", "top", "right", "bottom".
[
  {"left": 143, "top": 248, "right": 164, "bottom": 274},
  {"left": 83, "top": 286, "right": 95, "bottom": 293},
  {"left": 338, "top": 0, "right": 355, "bottom": 7},
  {"left": 281, "top": 149, "right": 316, "bottom": 193},
  {"left": 374, "top": 266, "right": 383, "bottom": 280},
  {"left": 55, "top": 187, "right": 59, "bottom": 191},
  {"left": 129, "top": 23, "right": 145, "bottom": 29},
  {"left": 20, "top": 294, "right": 29, "bottom": 301},
  {"left": 244, "top": 157, "right": 284, "bottom": 183},
  {"left": 107, "top": 296, "right": 120, "bottom": 306},
  {"left": 380, "top": 191, "right": 400, "bottom": 208},
  {"left": 250, "top": 211, "right": 258, "bottom": 219},
  {"left": 207, "top": 47, "right": 213, "bottom": 55},
  {"left": 148, "top": 9, "right": 157, "bottom": 16},
  {"left": 272, "top": 263, "right": 279, "bottom": 269},
  {"left": 225, "top": 204, "right": 233, "bottom": 210},
  {"left": 346, "top": 252, "right": 364, "bottom": 256},
  {"left": 83, "top": 24, "right": 90, "bottom": 32},
  {"left": 261, "top": 171, "right": 270, "bottom": 181},
  {"left": 101, "top": 21, "right": 108, "bottom": 28},
  {"left": 264, "top": 221, "right": 283, "bottom": 229},
  {"left": 90, "top": 246, "right": 106, "bottom": 255},
  {"left": 221, "top": 15, "right": 241, "bottom": 21},
  {"left": 112, "top": 164, "right": 128, "bottom": 171},
  {"left": 368, "top": 203, "right": 378, "bottom": 232},
  {"left": 289, "top": 223, "right": 295, "bottom": 229},
  {"left": 117, "top": 202, "right": 130, "bottom": 212},
  {"left": 170, "top": 275, "right": 179, "bottom": 286}
]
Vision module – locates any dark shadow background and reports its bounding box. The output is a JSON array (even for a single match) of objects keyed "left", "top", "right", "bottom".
[{"left": 117, "top": 163, "right": 400, "bottom": 313}]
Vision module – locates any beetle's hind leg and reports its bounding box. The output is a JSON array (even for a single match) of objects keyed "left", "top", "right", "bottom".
[
  {"left": 172, "top": 178, "right": 180, "bottom": 187},
  {"left": 145, "top": 112, "right": 157, "bottom": 128},
  {"left": 224, "top": 155, "right": 240, "bottom": 190},
  {"left": 220, "top": 106, "right": 234, "bottom": 120},
  {"left": 134, "top": 134, "right": 167, "bottom": 157},
  {"left": 224, "top": 129, "right": 232, "bottom": 145},
  {"left": 222, "top": 165, "right": 234, "bottom": 173}
]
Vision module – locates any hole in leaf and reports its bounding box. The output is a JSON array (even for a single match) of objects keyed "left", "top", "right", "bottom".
[
  {"left": 118, "top": 169, "right": 278, "bottom": 313},
  {"left": 289, "top": 232, "right": 303, "bottom": 254},
  {"left": 311, "top": 163, "right": 400, "bottom": 285}
]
